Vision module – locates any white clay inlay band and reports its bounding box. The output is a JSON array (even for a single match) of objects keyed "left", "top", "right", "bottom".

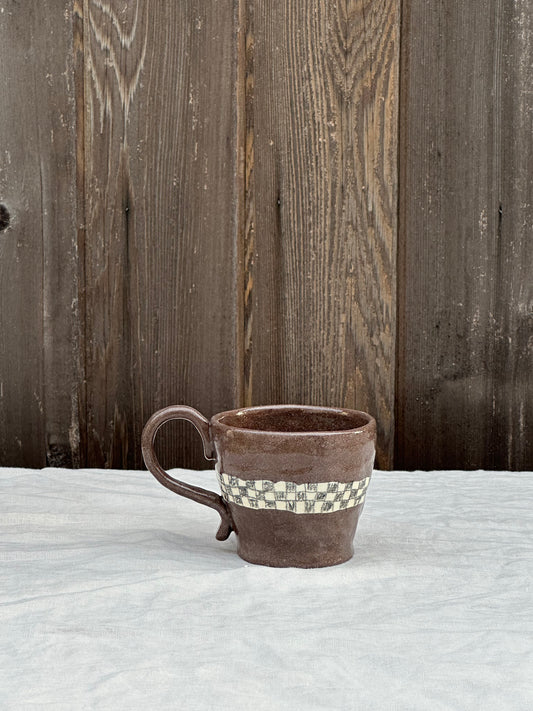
[{"left": 216, "top": 472, "right": 371, "bottom": 514}]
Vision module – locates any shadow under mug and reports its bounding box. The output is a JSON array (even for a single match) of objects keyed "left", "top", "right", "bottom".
[{"left": 141, "top": 404, "right": 376, "bottom": 568}]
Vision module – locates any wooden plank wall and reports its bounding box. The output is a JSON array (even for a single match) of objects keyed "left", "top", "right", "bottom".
[
  {"left": 245, "top": 0, "right": 399, "bottom": 468},
  {"left": 0, "top": 0, "right": 531, "bottom": 471},
  {"left": 0, "top": 2, "right": 79, "bottom": 468},
  {"left": 78, "top": 1, "right": 239, "bottom": 470},
  {"left": 397, "top": 0, "right": 533, "bottom": 470}
]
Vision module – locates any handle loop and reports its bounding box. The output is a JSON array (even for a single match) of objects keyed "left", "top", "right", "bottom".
[{"left": 141, "top": 405, "right": 233, "bottom": 541}]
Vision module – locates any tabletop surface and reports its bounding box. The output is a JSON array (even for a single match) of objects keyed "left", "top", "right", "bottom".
[{"left": 1, "top": 467, "right": 532, "bottom": 710}]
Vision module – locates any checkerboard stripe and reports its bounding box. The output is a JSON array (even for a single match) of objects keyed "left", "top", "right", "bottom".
[{"left": 216, "top": 471, "right": 371, "bottom": 514}]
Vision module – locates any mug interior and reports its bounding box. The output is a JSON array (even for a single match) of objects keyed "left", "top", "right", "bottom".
[{"left": 215, "top": 406, "right": 371, "bottom": 433}]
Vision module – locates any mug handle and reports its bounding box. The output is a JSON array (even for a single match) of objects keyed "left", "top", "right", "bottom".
[{"left": 141, "top": 405, "right": 233, "bottom": 541}]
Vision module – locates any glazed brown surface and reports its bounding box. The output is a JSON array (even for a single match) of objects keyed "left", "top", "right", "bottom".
[
  {"left": 216, "top": 407, "right": 369, "bottom": 432},
  {"left": 230, "top": 505, "right": 363, "bottom": 568},
  {"left": 143, "top": 404, "right": 376, "bottom": 568},
  {"left": 212, "top": 406, "right": 375, "bottom": 485}
]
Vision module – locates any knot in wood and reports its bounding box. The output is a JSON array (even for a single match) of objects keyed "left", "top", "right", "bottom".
[{"left": 0, "top": 204, "right": 10, "bottom": 232}]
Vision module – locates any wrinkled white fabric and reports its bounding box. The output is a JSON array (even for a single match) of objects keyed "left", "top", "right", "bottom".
[{"left": 1, "top": 467, "right": 532, "bottom": 710}]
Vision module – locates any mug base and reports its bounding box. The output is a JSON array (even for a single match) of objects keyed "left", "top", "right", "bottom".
[
  {"left": 236, "top": 547, "right": 354, "bottom": 568},
  {"left": 229, "top": 504, "right": 363, "bottom": 569}
]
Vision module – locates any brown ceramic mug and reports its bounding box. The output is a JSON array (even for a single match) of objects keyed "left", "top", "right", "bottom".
[{"left": 141, "top": 404, "right": 376, "bottom": 568}]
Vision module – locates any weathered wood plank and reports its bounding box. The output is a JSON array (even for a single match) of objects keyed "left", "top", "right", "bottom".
[
  {"left": 244, "top": 0, "right": 399, "bottom": 468},
  {"left": 81, "top": 0, "right": 240, "bottom": 469},
  {"left": 0, "top": 2, "right": 79, "bottom": 467},
  {"left": 397, "top": 0, "right": 533, "bottom": 469}
]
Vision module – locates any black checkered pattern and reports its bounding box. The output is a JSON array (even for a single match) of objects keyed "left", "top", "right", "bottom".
[{"left": 217, "top": 472, "right": 371, "bottom": 514}]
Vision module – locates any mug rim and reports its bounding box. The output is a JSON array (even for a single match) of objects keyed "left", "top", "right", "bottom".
[{"left": 211, "top": 404, "right": 376, "bottom": 436}]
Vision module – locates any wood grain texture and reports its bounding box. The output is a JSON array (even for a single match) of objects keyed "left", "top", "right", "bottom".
[
  {"left": 80, "top": 0, "right": 240, "bottom": 469},
  {"left": 397, "top": 0, "right": 533, "bottom": 469},
  {"left": 0, "top": 2, "right": 79, "bottom": 467},
  {"left": 2, "top": 0, "right": 531, "bottom": 472},
  {"left": 244, "top": 0, "right": 400, "bottom": 467}
]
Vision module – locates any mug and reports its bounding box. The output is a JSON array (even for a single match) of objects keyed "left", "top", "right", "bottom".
[{"left": 141, "top": 404, "right": 376, "bottom": 568}]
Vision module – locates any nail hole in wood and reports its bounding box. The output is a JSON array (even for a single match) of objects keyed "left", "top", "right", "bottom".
[{"left": 0, "top": 204, "right": 10, "bottom": 232}]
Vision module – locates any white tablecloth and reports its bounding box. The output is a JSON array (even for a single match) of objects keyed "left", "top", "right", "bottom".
[{"left": 1, "top": 467, "right": 532, "bottom": 710}]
